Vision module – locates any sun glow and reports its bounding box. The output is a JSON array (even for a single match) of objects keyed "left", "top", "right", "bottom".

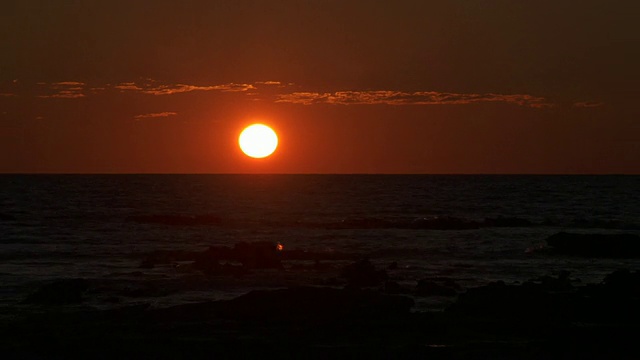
[{"left": 238, "top": 124, "right": 278, "bottom": 158}]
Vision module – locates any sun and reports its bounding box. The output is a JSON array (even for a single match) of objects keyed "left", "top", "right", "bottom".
[{"left": 238, "top": 124, "right": 278, "bottom": 158}]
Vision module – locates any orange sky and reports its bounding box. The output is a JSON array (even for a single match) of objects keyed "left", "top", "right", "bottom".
[{"left": 1, "top": 1, "right": 638, "bottom": 173}]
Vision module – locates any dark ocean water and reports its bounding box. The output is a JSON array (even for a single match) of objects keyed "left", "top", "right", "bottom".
[{"left": 1, "top": 175, "right": 639, "bottom": 311}]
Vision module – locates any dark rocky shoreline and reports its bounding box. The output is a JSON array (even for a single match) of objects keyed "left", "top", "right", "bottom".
[
  {"left": 3, "top": 238, "right": 640, "bottom": 358},
  {"left": 3, "top": 266, "right": 639, "bottom": 359}
]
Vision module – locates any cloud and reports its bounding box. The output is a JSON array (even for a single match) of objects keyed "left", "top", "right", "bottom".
[
  {"left": 38, "top": 92, "right": 85, "bottom": 99},
  {"left": 36, "top": 80, "right": 259, "bottom": 98},
  {"left": 118, "top": 81, "right": 256, "bottom": 95},
  {"left": 38, "top": 93, "right": 85, "bottom": 99},
  {"left": 17, "top": 79, "right": 602, "bottom": 110},
  {"left": 53, "top": 81, "right": 85, "bottom": 86},
  {"left": 38, "top": 81, "right": 86, "bottom": 98},
  {"left": 573, "top": 101, "right": 604, "bottom": 108},
  {"left": 134, "top": 112, "right": 178, "bottom": 120},
  {"left": 0, "top": 93, "right": 15, "bottom": 97},
  {"left": 275, "top": 90, "right": 553, "bottom": 108},
  {"left": 255, "top": 81, "right": 282, "bottom": 85},
  {"left": 114, "top": 82, "right": 143, "bottom": 91}
]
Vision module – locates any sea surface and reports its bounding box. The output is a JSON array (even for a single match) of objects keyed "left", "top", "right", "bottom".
[{"left": 1, "top": 175, "right": 639, "bottom": 311}]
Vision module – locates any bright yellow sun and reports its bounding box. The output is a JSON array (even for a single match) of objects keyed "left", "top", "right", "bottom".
[{"left": 238, "top": 124, "right": 278, "bottom": 158}]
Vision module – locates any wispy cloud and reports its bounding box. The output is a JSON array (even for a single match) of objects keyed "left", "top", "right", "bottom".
[
  {"left": 275, "top": 91, "right": 553, "bottom": 108},
  {"left": 573, "top": 101, "right": 604, "bottom": 108},
  {"left": 134, "top": 112, "right": 178, "bottom": 120},
  {"left": 117, "top": 81, "right": 256, "bottom": 95},
  {"left": 38, "top": 81, "right": 86, "bottom": 99},
  {"left": 15, "top": 79, "right": 602, "bottom": 110},
  {"left": 53, "top": 81, "right": 85, "bottom": 86},
  {"left": 114, "top": 82, "right": 143, "bottom": 91},
  {"left": 255, "top": 81, "right": 282, "bottom": 86},
  {"left": 38, "top": 80, "right": 260, "bottom": 97},
  {"left": 38, "top": 93, "right": 85, "bottom": 99}
]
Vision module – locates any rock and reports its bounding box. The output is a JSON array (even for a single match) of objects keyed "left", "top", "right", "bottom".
[
  {"left": 415, "top": 280, "right": 458, "bottom": 297},
  {"left": 483, "top": 217, "right": 533, "bottom": 227},
  {"left": 446, "top": 281, "right": 564, "bottom": 320},
  {"left": 0, "top": 213, "right": 16, "bottom": 221},
  {"left": 217, "top": 286, "right": 415, "bottom": 322},
  {"left": 193, "top": 260, "right": 247, "bottom": 277},
  {"left": 139, "top": 258, "right": 155, "bottom": 269},
  {"left": 569, "top": 269, "right": 640, "bottom": 323},
  {"left": 410, "top": 216, "right": 480, "bottom": 230},
  {"left": 601, "top": 269, "right": 640, "bottom": 297},
  {"left": 196, "top": 242, "right": 283, "bottom": 269},
  {"left": 524, "top": 270, "right": 574, "bottom": 292},
  {"left": 570, "top": 218, "right": 639, "bottom": 230},
  {"left": 448, "top": 270, "right": 640, "bottom": 325},
  {"left": 139, "top": 242, "right": 285, "bottom": 273},
  {"left": 232, "top": 241, "right": 283, "bottom": 269},
  {"left": 119, "top": 285, "right": 174, "bottom": 298},
  {"left": 340, "top": 259, "right": 388, "bottom": 287},
  {"left": 546, "top": 232, "right": 640, "bottom": 257},
  {"left": 289, "top": 260, "right": 332, "bottom": 271},
  {"left": 384, "top": 281, "right": 411, "bottom": 294},
  {"left": 139, "top": 249, "right": 195, "bottom": 269},
  {"left": 24, "top": 278, "right": 90, "bottom": 305}
]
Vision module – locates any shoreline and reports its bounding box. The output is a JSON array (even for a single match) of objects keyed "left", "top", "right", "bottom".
[{"left": 2, "top": 269, "right": 638, "bottom": 359}]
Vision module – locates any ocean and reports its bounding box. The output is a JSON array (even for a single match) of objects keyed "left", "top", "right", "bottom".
[{"left": 1, "top": 175, "right": 639, "bottom": 312}]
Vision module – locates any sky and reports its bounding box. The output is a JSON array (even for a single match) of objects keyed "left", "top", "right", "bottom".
[{"left": 1, "top": 0, "right": 638, "bottom": 174}]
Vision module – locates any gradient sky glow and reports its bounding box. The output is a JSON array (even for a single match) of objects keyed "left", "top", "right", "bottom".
[{"left": 1, "top": 0, "right": 638, "bottom": 173}]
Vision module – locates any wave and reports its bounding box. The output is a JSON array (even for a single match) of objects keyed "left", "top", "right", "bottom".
[{"left": 126, "top": 214, "right": 640, "bottom": 231}]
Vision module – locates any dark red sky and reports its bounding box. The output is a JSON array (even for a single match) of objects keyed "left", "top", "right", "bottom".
[{"left": 1, "top": 0, "right": 638, "bottom": 173}]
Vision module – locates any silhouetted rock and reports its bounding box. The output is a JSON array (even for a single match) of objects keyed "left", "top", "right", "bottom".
[
  {"left": 410, "top": 216, "right": 480, "bottom": 230},
  {"left": 570, "top": 218, "right": 640, "bottom": 230},
  {"left": 415, "top": 280, "right": 458, "bottom": 297},
  {"left": 0, "top": 213, "right": 16, "bottom": 221},
  {"left": 119, "top": 285, "right": 174, "bottom": 298},
  {"left": 384, "top": 281, "right": 412, "bottom": 294},
  {"left": 192, "top": 257, "right": 222, "bottom": 275},
  {"left": 217, "top": 286, "right": 415, "bottom": 322},
  {"left": 289, "top": 260, "right": 332, "bottom": 271},
  {"left": 24, "top": 278, "right": 90, "bottom": 305},
  {"left": 341, "top": 259, "right": 388, "bottom": 287},
  {"left": 447, "top": 280, "right": 566, "bottom": 320},
  {"left": 524, "top": 270, "right": 574, "bottom": 292},
  {"left": 7, "top": 270, "right": 640, "bottom": 359},
  {"left": 139, "top": 242, "right": 285, "bottom": 272},
  {"left": 197, "top": 242, "right": 283, "bottom": 269},
  {"left": 546, "top": 232, "right": 640, "bottom": 257},
  {"left": 483, "top": 216, "right": 533, "bottom": 227},
  {"left": 193, "top": 259, "right": 248, "bottom": 277},
  {"left": 232, "top": 241, "right": 283, "bottom": 269},
  {"left": 139, "top": 249, "right": 196, "bottom": 268},
  {"left": 601, "top": 269, "right": 640, "bottom": 297},
  {"left": 447, "top": 268, "right": 640, "bottom": 326}
]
